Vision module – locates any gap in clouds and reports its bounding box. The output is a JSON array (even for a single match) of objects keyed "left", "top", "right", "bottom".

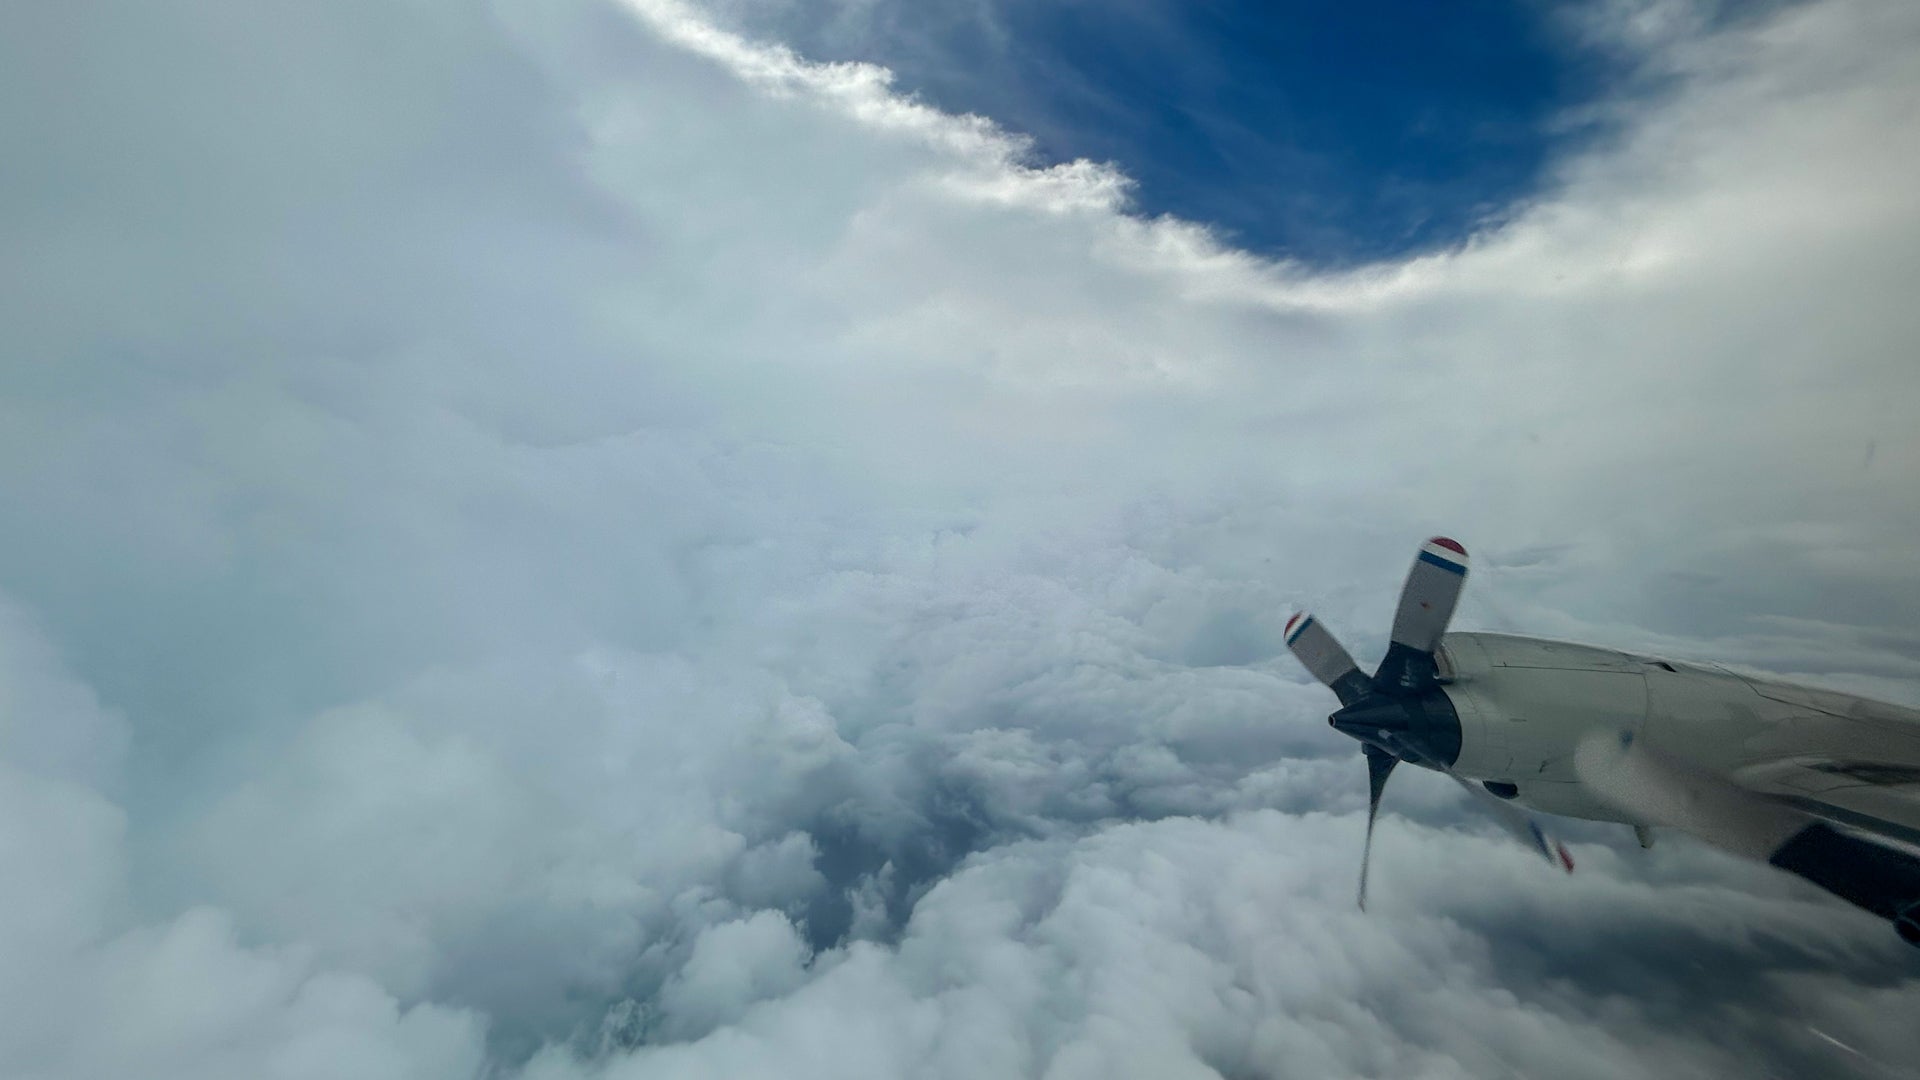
[{"left": 706, "top": 0, "right": 1686, "bottom": 265}]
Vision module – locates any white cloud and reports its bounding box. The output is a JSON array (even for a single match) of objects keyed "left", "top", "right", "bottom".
[
  {"left": 1, "top": 0, "right": 1918, "bottom": 1076},
  {"left": 523, "top": 813, "right": 1917, "bottom": 1080},
  {"left": 0, "top": 618, "right": 485, "bottom": 1080}
]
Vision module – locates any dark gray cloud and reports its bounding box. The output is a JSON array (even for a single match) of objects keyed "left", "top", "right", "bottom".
[{"left": 1, "top": 0, "right": 1918, "bottom": 1077}]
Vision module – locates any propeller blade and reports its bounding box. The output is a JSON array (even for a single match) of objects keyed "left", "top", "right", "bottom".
[
  {"left": 1367, "top": 727, "right": 1573, "bottom": 875},
  {"left": 1285, "top": 612, "right": 1374, "bottom": 707},
  {"left": 1442, "top": 768, "right": 1577, "bottom": 873},
  {"left": 1374, "top": 537, "right": 1469, "bottom": 694},
  {"left": 1358, "top": 746, "right": 1398, "bottom": 911}
]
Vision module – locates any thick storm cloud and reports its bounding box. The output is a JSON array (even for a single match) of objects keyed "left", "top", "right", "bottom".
[{"left": 1, "top": 0, "right": 1917, "bottom": 1077}]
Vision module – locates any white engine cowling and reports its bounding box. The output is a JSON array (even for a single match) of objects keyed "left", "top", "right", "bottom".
[{"left": 1438, "top": 632, "right": 1654, "bottom": 824}]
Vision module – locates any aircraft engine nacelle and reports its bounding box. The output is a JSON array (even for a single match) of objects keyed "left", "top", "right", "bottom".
[{"left": 1436, "top": 632, "right": 1656, "bottom": 824}]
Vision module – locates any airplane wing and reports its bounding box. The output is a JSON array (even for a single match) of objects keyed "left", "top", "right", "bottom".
[
  {"left": 1576, "top": 675, "right": 1920, "bottom": 946},
  {"left": 1720, "top": 675, "right": 1920, "bottom": 851}
]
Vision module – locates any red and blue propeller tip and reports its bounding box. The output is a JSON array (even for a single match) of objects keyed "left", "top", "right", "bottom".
[
  {"left": 1284, "top": 612, "right": 1372, "bottom": 707},
  {"left": 1390, "top": 537, "right": 1470, "bottom": 653}
]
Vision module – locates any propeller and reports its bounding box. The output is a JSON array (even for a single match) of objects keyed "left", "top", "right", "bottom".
[
  {"left": 1357, "top": 746, "right": 1396, "bottom": 911},
  {"left": 1287, "top": 537, "right": 1573, "bottom": 908}
]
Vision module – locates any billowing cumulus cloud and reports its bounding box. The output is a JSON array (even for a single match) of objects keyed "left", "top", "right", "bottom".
[{"left": 1, "top": 0, "right": 1917, "bottom": 1077}]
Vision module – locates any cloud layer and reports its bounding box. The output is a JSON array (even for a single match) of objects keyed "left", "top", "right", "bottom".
[{"left": 2, "top": 0, "right": 1918, "bottom": 1076}]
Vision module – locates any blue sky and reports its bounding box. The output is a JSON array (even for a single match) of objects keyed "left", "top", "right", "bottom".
[{"left": 750, "top": 0, "right": 1638, "bottom": 263}]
